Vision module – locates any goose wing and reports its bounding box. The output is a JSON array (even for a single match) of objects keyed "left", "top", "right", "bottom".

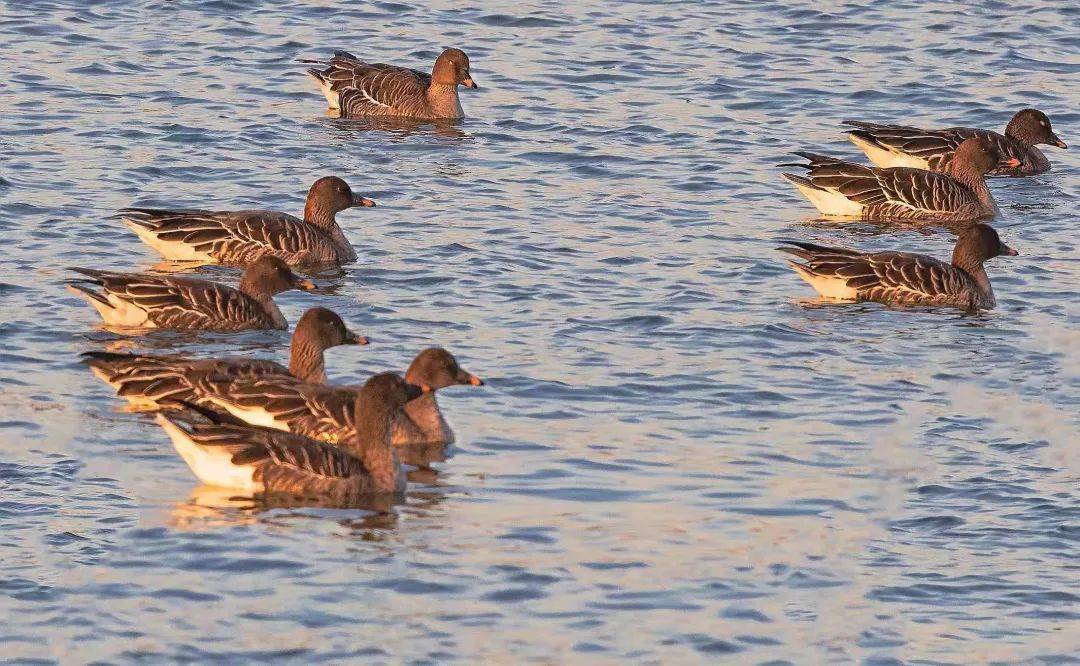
[
  {"left": 165, "top": 412, "right": 371, "bottom": 497},
  {"left": 843, "top": 121, "right": 960, "bottom": 162},
  {"left": 121, "top": 209, "right": 334, "bottom": 262},
  {"left": 312, "top": 51, "right": 430, "bottom": 116},
  {"left": 780, "top": 243, "right": 968, "bottom": 301},
  {"left": 68, "top": 268, "right": 269, "bottom": 329},
  {"left": 789, "top": 153, "right": 973, "bottom": 212},
  {"left": 193, "top": 373, "right": 358, "bottom": 437},
  {"left": 82, "top": 351, "right": 287, "bottom": 404}
]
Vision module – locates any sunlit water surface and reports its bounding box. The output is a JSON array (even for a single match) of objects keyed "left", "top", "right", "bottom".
[{"left": 1, "top": 1, "right": 1077, "bottom": 662}]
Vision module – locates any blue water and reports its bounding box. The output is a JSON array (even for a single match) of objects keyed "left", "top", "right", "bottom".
[{"left": 1, "top": 1, "right": 1077, "bottom": 662}]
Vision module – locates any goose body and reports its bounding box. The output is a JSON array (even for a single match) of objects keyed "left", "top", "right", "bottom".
[
  {"left": 190, "top": 348, "right": 482, "bottom": 447},
  {"left": 305, "top": 48, "right": 477, "bottom": 120},
  {"left": 158, "top": 373, "right": 416, "bottom": 501},
  {"left": 780, "top": 138, "right": 1016, "bottom": 222},
  {"left": 66, "top": 257, "right": 313, "bottom": 332},
  {"left": 845, "top": 109, "right": 1066, "bottom": 177},
  {"left": 82, "top": 308, "right": 366, "bottom": 407},
  {"left": 120, "top": 177, "right": 374, "bottom": 268},
  {"left": 779, "top": 224, "right": 1019, "bottom": 311}
]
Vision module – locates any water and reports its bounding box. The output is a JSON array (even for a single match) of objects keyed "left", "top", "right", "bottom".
[{"left": 1, "top": 0, "right": 1077, "bottom": 662}]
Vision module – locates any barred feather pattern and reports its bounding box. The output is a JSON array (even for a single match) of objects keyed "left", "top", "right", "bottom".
[
  {"left": 307, "top": 51, "right": 460, "bottom": 119},
  {"left": 83, "top": 351, "right": 289, "bottom": 405},
  {"left": 121, "top": 208, "right": 350, "bottom": 267},
  {"left": 844, "top": 122, "right": 1048, "bottom": 176},
  {"left": 789, "top": 153, "right": 989, "bottom": 222},
  {"left": 193, "top": 374, "right": 434, "bottom": 448},
  {"left": 69, "top": 268, "right": 285, "bottom": 330},
  {"left": 779, "top": 242, "right": 989, "bottom": 309}
]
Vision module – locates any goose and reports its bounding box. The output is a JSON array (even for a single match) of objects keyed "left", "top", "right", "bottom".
[
  {"left": 120, "top": 177, "right": 375, "bottom": 268},
  {"left": 780, "top": 137, "right": 1018, "bottom": 222},
  {"left": 845, "top": 108, "right": 1067, "bottom": 177},
  {"left": 67, "top": 256, "right": 314, "bottom": 331},
  {"left": 82, "top": 307, "right": 367, "bottom": 407},
  {"left": 778, "top": 223, "right": 1019, "bottom": 310},
  {"left": 304, "top": 48, "right": 477, "bottom": 120},
  {"left": 157, "top": 373, "right": 421, "bottom": 500},
  {"left": 189, "top": 347, "right": 482, "bottom": 447}
]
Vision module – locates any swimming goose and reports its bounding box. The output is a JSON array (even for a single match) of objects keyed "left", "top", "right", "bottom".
[
  {"left": 781, "top": 137, "right": 1017, "bottom": 222},
  {"left": 304, "top": 48, "right": 477, "bottom": 120},
  {"left": 399, "top": 348, "right": 485, "bottom": 445},
  {"left": 120, "top": 177, "right": 375, "bottom": 268},
  {"left": 190, "top": 347, "right": 481, "bottom": 447},
  {"left": 157, "top": 373, "right": 420, "bottom": 499},
  {"left": 845, "top": 109, "right": 1067, "bottom": 177},
  {"left": 67, "top": 256, "right": 314, "bottom": 331},
  {"left": 778, "top": 223, "right": 1018, "bottom": 310},
  {"left": 82, "top": 307, "right": 367, "bottom": 407}
]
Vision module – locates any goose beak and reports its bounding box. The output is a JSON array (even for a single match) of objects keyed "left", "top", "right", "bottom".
[
  {"left": 346, "top": 331, "right": 369, "bottom": 345},
  {"left": 1000, "top": 244, "right": 1019, "bottom": 257},
  {"left": 296, "top": 278, "right": 317, "bottom": 290},
  {"left": 455, "top": 369, "right": 484, "bottom": 386},
  {"left": 352, "top": 194, "right": 376, "bottom": 208},
  {"left": 461, "top": 75, "right": 478, "bottom": 89}
]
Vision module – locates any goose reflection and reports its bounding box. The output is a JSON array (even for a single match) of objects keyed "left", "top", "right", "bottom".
[
  {"left": 169, "top": 483, "right": 398, "bottom": 531},
  {"left": 169, "top": 476, "right": 452, "bottom": 534},
  {"left": 317, "top": 112, "right": 472, "bottom": 141}
]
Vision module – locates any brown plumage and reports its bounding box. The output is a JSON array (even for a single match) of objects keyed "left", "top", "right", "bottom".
[
  {"left": 189, "top": 347, "right": 483, "bottom": 448},
  {"left": 780, "top": 137, "right": 1018, "bottom": 222},
  {"left": 82, "top": 307, "right": 367, "bottom": 406},
  {"left": 778, "top": 223, "right": 1019, "bottom": 310},
  {"left": 304, "top": 48, "right": 477, "bottom": 120},
  {"left": 158, "top": 373, "right": 420, "bottom": 502},
  {"left": 66, "top": 256, "right": 314, "bottom": 331},
  {"left": 120, "top": 177, "right": 375, "bottom": 268},
  {"left": 845, "top": 108, "right": 1066, "bottom": 177},
  {"left": 400, "top": 347, "right": 485, "bottom": 445}
]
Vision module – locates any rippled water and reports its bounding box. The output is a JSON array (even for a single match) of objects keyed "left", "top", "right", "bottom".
[{"left": 1, "top": 1, "right": 1078, "bottom": 662}]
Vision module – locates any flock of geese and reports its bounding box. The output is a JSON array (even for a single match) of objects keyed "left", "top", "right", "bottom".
[
  {"left": 781, "top": 108, "right": 1064, "bottom": 310},
  {"left": 66, "top": 47, "right": 1067, "bottom": 506}
]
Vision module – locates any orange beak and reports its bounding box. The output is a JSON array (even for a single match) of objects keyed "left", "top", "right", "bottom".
[
  {"left": 461, "top": 75, "right": 477, "bottom": 89},
  {"left": 468, "top": 374, "right": 484, "bottom": 387},
  {"left": 352, "top": 194, "right": 376, "bottom": 208},
  {"left": 297, "top": 279, "right": 317, "bottom": 290},
  {"left": 1003, "top": 157, "right": 1021, "bottom": 168}
]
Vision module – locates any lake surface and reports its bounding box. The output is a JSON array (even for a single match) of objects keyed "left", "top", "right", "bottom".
[{"left": 1, "top": 1, "right": 1077, "bottom": 662}]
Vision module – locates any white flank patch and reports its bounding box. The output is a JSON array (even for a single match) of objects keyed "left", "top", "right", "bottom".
[
  {"left": 789, "top": 263, "right": 859, "bottom": 300},
  {"left": 791, "top": 181, "right": 864, "bottom": 217},
  {"left": 207, "top": 399, "right": 290, "bottom": 431},
  {"left": 157, "top": 415, "right": 261, "bottom": 492},
  {"left": 848, "top": 135, "right": 930, "bottom": 170},
  {"left": 103, "top": 293, "right": 153, "bottom": 327},
  {"left": 123, "top": 220, "right": 215, "bottom": 261},
  {"left": 67, "top": 285, "right": 152, "bottom": 327},
  {"left": 307, "top": 72, "right": 340, "bottom": 109}
]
